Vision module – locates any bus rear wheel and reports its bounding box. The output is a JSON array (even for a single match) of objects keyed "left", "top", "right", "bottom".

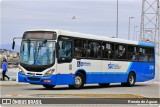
[
  {"left": 69, "top": 72, "right": 85, "bottom": 89},
  {"left": 99, "top": 83, "right": 110, "bottom": 87},
  {"left": 43, "top": 85, "right": 55, "bottom": 89},
  {"left": 122, "top": 72, "right": 135, "bottom": 87}
]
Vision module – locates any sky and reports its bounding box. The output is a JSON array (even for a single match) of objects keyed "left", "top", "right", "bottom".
[{"left": 1, "top": 0, "right": 142, "bottom": 45}]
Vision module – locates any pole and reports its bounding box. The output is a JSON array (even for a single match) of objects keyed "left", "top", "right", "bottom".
[
  {"left": 128, "top": 17, "right": 134, "bottom": 40},
  {"left": 158, "top": 0, "right": 160, "bottom": 56},
  {"left": 133, "top": 26, "right": 138, "bottom": 40},
  {"left": 128, "top": 18, "right": 130, "bottom": 40},
  {"left": 140, "top": 0, "right": 145, "bottom": 41},
  {"left": 116, "top": 0, "right": 118, "bottom": 38},
  {"left": 136, "top": 31, "right": 140, "bottom": 41}
]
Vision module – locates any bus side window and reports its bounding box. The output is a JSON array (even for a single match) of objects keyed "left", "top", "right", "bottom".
[
  {"left": 59, "top": 40, "right": 72, "bottom": 58},
  {"left": 102, "top": 42, "right": 107, "bottom": 58},
  {"left": 74, "top": 39, "right": 86, "bottom": 58},
  {"left": 87, "top": 41, "right": 101, "bottom": 58},
  {"left": 102, "top": 42, "right": 112, "bottom": 59},
  {"left": 139, "top": 47, "right": 148, "bottom": 62},
  {"left": 128, "top": 46, "right": 138, "bottom": 61},
  {"left": 148, "top": 47, "right": 154, "bottom": 62},
  {"left": 74, "top": 39, "right": 81, "bottom": 57},
  {"left": 87, "top": 41, "right": 94, "bottom": 58},
  {"left": 81, "top": 40, "right": 87, "bottom": 57},
  {"left": 96, "top": 42, "right": 101, "bottom": 58},
  {"left": 115, "top": 44, "right": 127, "bottom": 60}
]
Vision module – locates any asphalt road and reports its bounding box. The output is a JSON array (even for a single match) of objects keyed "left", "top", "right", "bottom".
[{"left": 0, "top": 81, "right": 159, "bottom": 98}]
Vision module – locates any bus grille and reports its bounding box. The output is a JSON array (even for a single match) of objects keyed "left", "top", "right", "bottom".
[{"left": 27, "top": 77, "right": 40, "bottom": 81}]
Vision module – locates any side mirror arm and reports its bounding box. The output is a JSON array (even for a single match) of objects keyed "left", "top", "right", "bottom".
[{"left": 12, "top": 37, "right": 22, "bottom": 50}]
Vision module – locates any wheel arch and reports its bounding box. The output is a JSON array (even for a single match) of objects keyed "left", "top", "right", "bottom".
[{"left": 75, "top": 69, "right": 87, "bottom": 83}]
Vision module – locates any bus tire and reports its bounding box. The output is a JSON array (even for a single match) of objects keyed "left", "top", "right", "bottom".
[
  {"left": 73, "top": 72, "right": 85, "bottom": 89},
  {"left": 43, "top": 85, "right": 55, "bottom": 89},
  {"left": 126, "top": 72, "right": 136, "bottom": 87},
  {"left": 99, "top": 83, "right": 110, "bottom": 87}
]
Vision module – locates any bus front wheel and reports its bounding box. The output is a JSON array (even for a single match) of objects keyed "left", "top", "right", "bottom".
[
  {"left": 43, "top": 85, "right": 55, "bottom": 89},
  {"left": 69, "top": 72, "right": 85, "bottom": 89}
]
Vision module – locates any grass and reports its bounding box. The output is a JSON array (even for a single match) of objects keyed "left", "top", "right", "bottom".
[{"left": 0, "top": 83, "right": 30, "bottom": 87}]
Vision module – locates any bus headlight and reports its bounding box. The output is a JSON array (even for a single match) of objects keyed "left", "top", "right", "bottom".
[
  {"left": 19, "top": 67, "right": 25, "bottom": 75},
  {"left": 44, "top": 69, "right": 55, "bottom": 76}
]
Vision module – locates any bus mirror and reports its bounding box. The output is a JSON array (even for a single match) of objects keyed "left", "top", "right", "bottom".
[{"left": 12, "top": 40, "right": 15, "bottom": 50}]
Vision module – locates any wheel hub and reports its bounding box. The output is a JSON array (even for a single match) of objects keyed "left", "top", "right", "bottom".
[
  {"left": 129, "top": 75, "right": 134, "bottom": 84},
  {"left": 75, "top": 76, "right": 82, "bottom": 86}
]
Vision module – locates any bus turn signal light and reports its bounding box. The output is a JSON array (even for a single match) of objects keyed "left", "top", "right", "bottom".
[{"left": 44, "top": 79, "right": 51, "bottom": 83}]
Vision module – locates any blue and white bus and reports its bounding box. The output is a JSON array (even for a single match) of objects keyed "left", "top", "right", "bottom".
[{"left": 12, "top": 29, "right": 155, "bottom": 89}]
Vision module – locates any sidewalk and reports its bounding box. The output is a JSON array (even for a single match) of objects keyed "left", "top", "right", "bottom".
[{"left": 0, "top": 81, "right": 29, "bottom": 85}]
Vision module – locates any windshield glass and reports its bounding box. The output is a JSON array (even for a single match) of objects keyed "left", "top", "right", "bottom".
[{"left": 20, "top": 40, "right": 55, "bottom": 65}]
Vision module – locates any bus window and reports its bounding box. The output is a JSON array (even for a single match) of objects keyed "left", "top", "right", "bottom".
[
  {"left": 139, "top": 47, "right": 148, "bottom": 62},
  {"left": 20, "top": 42, "right": 29, "bottom": 64},
  {"left": 148, "top": 48, "right": 154, "bottom": 62},
  {"left": 36, "top": 41, "right": 55, "bottom": 65},
  {"left": 58, "top": 40, "right": 72, "bottom": 62},
  {"left": 74, "top": 39, "right": 86, "bottom": 58},
  {"left": 148, "top": 55, "right": 154, "bottom": 62},
  {"left": 87, "top": 41, "right": 101, "bottom": 58},
  {"left": 127, "top": 46, "right": 139, "bottom": 61},
  {"left": 102, "top": 42, "right": 114, "bottom": 59},
  {"left": 115, "top": 44, "right": 127, "bottom": 60}
]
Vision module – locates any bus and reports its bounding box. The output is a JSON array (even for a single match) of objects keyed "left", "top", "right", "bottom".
[{"left": 12, "top": 29, "right": 155, "bottom": 89}]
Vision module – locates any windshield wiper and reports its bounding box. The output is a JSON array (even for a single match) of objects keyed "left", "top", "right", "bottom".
[
  {"left": 37, "top": 39, "right": 47, "bottom": 55},
  {"left": 42, "top": 39, "right": 47, "bottom": 46}
]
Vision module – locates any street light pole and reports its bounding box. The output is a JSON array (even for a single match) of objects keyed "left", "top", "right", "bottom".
[
  {"left": 136, "top": 31, "right": 140, "bottom": 41},
  {"left": 128, "top": 17, "right": 135, "bottom": 40},
  {"left": 133, "top": 26, "right": 139, "bottom": 40},
  {"left": 116, "top": 0, "right": 119, "bottom": 38}
]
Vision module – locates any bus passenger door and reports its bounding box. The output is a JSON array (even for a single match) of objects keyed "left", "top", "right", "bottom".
[{"left": 56, "top": 38, "right": 74, "bottom": 85}]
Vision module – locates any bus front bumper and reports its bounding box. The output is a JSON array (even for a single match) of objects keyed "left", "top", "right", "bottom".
[{"left": 18, "top": 72, "right": 56, "bottom": 85}]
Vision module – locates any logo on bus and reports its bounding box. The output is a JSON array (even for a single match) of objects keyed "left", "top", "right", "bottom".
[
  {"left": 77, "top": 61, "right": 91, "bottom": 67},
  {"left": 108, "top": 62, "right": 121, "bottom": 69}
]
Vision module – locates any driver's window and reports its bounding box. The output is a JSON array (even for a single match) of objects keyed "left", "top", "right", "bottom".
[
  {"left": 58, "top": 40, "right": 72, "bottom": 58},
  {"left": 29, "top": 43, "right": 35, "bottom": 64},
  {"left": 21, "top": 42, "right": 29, "bottom": 63}
]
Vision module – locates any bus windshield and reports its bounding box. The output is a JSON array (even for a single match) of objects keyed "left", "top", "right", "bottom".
[{"left": 20, "top": 40, "right": 55, "bottom": 65}]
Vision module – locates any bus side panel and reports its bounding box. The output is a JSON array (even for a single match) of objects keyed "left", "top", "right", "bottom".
[
  {"left": 74, "top": 60, "right": 130, "bottom": 84},
  {"left": 129, "top": 62, "right": 155, "bottom": 82},
  {"left": 56, "top": 74, "right": 74, "bottom": 85},
  {"left": 86, "top": 73, "right": 128, "bottom": 84},
  {"left": 56, "top": 60, "right": 75, "bottom": 85}
]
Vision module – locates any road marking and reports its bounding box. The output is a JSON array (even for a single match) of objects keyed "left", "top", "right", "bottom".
[{"left": 30, "top": 94, "right": 146, "bottom": 98}]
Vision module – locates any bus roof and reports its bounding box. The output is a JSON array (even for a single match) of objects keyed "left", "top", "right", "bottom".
[{"left": 26, "top": 29, "right": 155, "bottom": 47}]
